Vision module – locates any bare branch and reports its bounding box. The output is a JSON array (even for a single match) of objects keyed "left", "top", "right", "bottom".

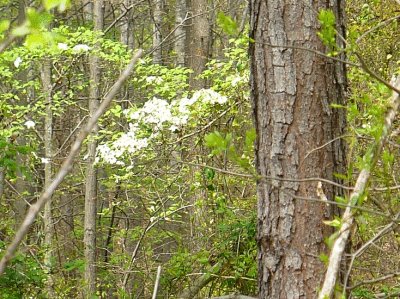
[
  {"left": 345, "top": 211, "right": 400, "bottom": 291},
  {"left": 256, "top": 41, "right": 360, "bottom": 67},
  {"left": 151, "top": 265, "right": 162, "bottom": 299},
  {"left": 356, "top": 15, "right": 400, "bottom": 44},
  {"left": 183, "top": 161, "right": 354, "bottom": 190}
]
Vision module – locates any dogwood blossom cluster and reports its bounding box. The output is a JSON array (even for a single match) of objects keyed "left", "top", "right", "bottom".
[
  {"left": 96, "top": 89, "right": 229, "bottom": 165},
  {"left": 96, "top": 124, "right": 148, "bottom": 165}
]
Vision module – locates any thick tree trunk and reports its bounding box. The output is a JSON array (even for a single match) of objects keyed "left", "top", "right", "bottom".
[
  {"left": 41, "top": 58, "right": 55, "bottom": 297},
  {"left": 84, "top": 0, "right": 103, "bottom": 296},
  {"left": 249, "top": 1, "right": 346, "bottom": 298}
]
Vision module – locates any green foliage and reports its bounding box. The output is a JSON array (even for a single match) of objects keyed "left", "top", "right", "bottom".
[
  {"left": 0, "top": 19, "right": 9, "bottom": 34},
  {"left": 217, "top": 12, "right": 238, "bottom": 36},
  {"left": 43, "top": 0, "right": 70, "bottom": 12},
  {"left": 317, "top": 9, "right": 337, "bottom": 51},
  {"left": 0, "top": 242, "right": 46, "bottom": 298}
]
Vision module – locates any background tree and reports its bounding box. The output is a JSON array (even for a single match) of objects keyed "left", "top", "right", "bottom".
[{"left": 84, "top": 0, "right": 103, "bottom": 296}]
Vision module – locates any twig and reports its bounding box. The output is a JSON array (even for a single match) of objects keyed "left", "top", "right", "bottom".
[
  {"left": 356, "top": 15, "right": 400, "bottom": 44},
  {"left": 256, "top": 41, "right": 360, "bottom": 67},
  {"left": 0, "top": 49, "right": 143, "bottom": 276},
  {"left": 345, "top": 211, "right": 400, "bottom": 291},
  {"left": 304, "top": 135, "right": 349, "bottom": 161},
  {"left": 151, "top": 265, "right": 162, "bottom": 299},
  {"left": 182, "top": 161, "right": 354, "bottom": 190},
  {"left": 355, "top": 53, "right": 400, "bottom": 95},
  {"left": 171, "top": 101, "right": 239, "bottom": 145}
]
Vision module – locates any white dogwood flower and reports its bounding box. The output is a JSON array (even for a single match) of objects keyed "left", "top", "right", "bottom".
[
  {"left": 14, "top": 57, "right": 22, "bottom": 68},
  {"left": 24, "top": 120, "right": 35, "bottom": 129},
  {"left": 58, "top": 43, "right": 69, "bottom": 50},
  {"left": 72, "top": 44, "right": 91, "bottom": 52}
]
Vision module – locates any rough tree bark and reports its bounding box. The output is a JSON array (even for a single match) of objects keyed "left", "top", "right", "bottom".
[
  {"left": 249, "top": 0, "right": 346, "bottom": 298},
  {"left": 84, "top": 0, "right": 103, "bottom": 296}
]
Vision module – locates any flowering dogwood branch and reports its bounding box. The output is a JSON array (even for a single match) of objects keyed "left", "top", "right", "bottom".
[
  {"left": 96, "top": 88, "right": 228, "bottom": 165},
  {"left": 0, "top": 49, "right": 143, "bottom": 276}
]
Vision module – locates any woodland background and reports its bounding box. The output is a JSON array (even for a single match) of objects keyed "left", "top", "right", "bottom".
[{"left": 0, "top": 0, "right": 400, "bottom": 298}]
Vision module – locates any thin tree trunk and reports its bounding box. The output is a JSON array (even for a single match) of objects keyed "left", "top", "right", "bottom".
[
  {"left": 152, "top": 0, "right": 163, "bottom": 64},
  {"left": 82, "top": 0, "right": 93, "bottom": 22},
  {"left": 14, "top": 0, "right": 28, "bottom": 230},
  {"left": 187, "top": 0, "right": 209, "bottom": 88},
  {"left": 120, "top": 0, "right": 134, "bottom": 49},
  {"left": 41, "top": 58, "right": 55, "bottom": 297},
  {"left": 174, "top": 0, "right": 187, "bottom": 66},
  {"left": 249, "top": 0, "right": 346, "bottom": 297},
  {"left": 84, "top": 0, "right": 103, "bottom": 296},
  {"left": 0, "top": 167, "right": 4, "bottom": 201}
]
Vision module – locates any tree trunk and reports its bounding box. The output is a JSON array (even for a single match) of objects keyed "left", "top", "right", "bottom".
[
  {"left": 187, "top": 0, "right": 210, "bottom": 88},
  {"left": 249, "top": 1, "right": 346, "bottom": 298},
  {"left": 84, "top": 0, "right": 103, "bottom": 296},
  {"left": 0, "top": 167, "right": 4, "bottom": 201},
  {"left": 174, "top": 0, "right": 187, "bottom": 67},
  {"left": 120, "top": 0, "right": 134, "bottom": 50},
  {"left": 41, "top": 58, "right": 55, "bottom": 297},
  {"left": 152, "top": 0, "right": 163, "bottom": 64}
]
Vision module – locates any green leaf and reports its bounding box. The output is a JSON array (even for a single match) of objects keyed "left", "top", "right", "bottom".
[
  {"left": 204, "top": 167, "right": 215, "bottom": 180},
  {"left": 319, "top": 253, "right": 329, "bottom": 265},
  {"left": 43, "top": 0, "right": 70, "bottom": 12},
  {"left": 217, "top": 12, "right": 238, "bottom": 36},
  {"left": 245, "top": 128, "right": 256, "bottom": 149},
  {"left": 12, "top": 24, "right": 30, "bottom": 37},
  {"left": 0, "top": 20, "right": 10, "bottom": 33},
  {"left": 324, "top": 231, "right": 339, "bottom": 249},
  {"left": 317, "top": 9, "right": 337, "bottom": 49},
  {"left": 25, "top": 31, "right": 54, "bottom": 48},
  {"left": 26, "top": 9, "right": 53, "bottom": 30},
  {"left": 323, "top": 218, "right": 341, "bottom": 228}
]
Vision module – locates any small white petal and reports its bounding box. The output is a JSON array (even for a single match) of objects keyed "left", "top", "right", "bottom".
[
  {"left": 14, "top": 57, "right": 22, "bottom": 68},
  {"left": 24, "top": 120, "right": 35, "bottom": 129},
  {"left": 41, "top": 157, "right": 50, "bottom": 164},
  {"left": 72, "top": 44, "right": 91, "bottom": 52},
  {"left": 57, "top": 43, "right": 69, "bottom": 50}
]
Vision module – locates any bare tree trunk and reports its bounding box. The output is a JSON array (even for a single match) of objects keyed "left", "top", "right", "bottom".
[
  {"left": 120, "top": 0, "right": 134, "bottom": 50},
  {"left": 82, "top": 0, "right": 93, "bottom": 22},
  {"left": 187, "top": 0, "right": 209, "bottom": 88},
  {"left": 13, "top": 0, "right": 29, "bottom": 231},
  {"left": 41, "top": 58, "right": 55, "bottom": 297},
  {"left": 152, "top": 0, "right": 163, "bottom": 64},
  {"left": 174, "top": 0, "right": 187, "bottom": 66},
  {"left": 0, "top": 167, "right": 4, "bottom": 201},
  {"left": 249, "top": 0, "right": 346, "bottom": 297},
  {"left": 84, "top": 0, "right": 103, "bottom": 296}
]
